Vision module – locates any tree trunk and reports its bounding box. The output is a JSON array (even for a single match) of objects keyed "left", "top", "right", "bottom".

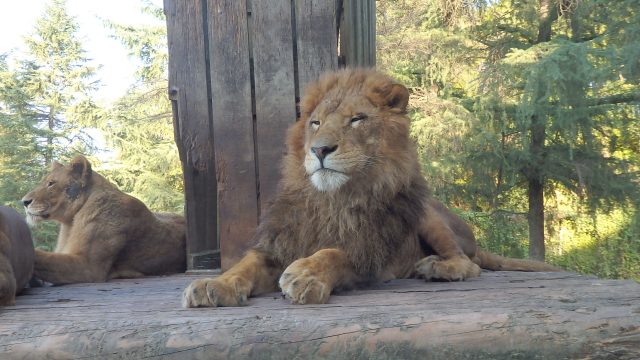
[
  {"left": 528, "top": 176, "right": 545, "bottom": 260},
  {"left": 528, "top": 112, "right": 546, "bottom": 261},
  {"left": 525, "top": 0, "right": 558, "bottom": 261}
]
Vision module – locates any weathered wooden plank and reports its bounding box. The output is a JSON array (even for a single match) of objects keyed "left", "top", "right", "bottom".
[
  {"left": 1, "top": 272, "right": 639, "bottom": 359},
  {"left": 164, "top": 0, "right": 220, "bottom": 270},
  {"left": 251, "top": 0, "right": 297, "bottom": 209},
  {"left": 295, "top": 0, "right": 339, "bottom": 95},
  {"left": 340, "top": 0, "right": 376, "bottom": 67},
  {"left": 207, "top": 0, "right": 259, "bottom": 270}
]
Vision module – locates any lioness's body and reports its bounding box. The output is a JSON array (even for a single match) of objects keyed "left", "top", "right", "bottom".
[
  {"left": 0, "top": 206, "right": 34, "bottom": 306},
  {"left": 183, "top": 69, "right": 558, "bottom": 308},
  {"left": 22, "top": 156, "right": 185, "bottom": 284}
]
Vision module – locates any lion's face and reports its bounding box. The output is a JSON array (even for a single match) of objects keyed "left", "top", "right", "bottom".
[
  {"left": 298, "top": 69, "right": 411, "bottom": 192},
  {"left": 22, "top": 155, "right": 92, "bottom": 225}
]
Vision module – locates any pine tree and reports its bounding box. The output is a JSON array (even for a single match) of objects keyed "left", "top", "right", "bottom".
[
  {"left": 475, "top": 0, "right": 640, "bottom": 260},
  {"left": 98, "top": 1, "right": 183, "bottom": 212},
  {"left": 0, "top": 0, "right": 100, "bottom": 248},
  {"left": 0, "top": 0, "right": 99, "bottom": 172},
  {"left": 0, "top": 56, "right": 48, "bottom": 205},
  {"left": 378, "top": 0, "right": 640, "bottom": 262}
]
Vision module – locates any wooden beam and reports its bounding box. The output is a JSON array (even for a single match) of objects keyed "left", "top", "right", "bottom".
[
  {"left": 164, "top": 0, "right": 220, "bottom": 270},
  {"left": 207, "top": 0, "right": 259, "bottom": 271},
  {"left": 2, "top": 272, "right": 639, "bottom": 358},
  {"left": 251, "top": 0, "right": 297, "bottom": 209},
  {"left": 294, "top": 0, "right": 339, "bottom": 95},
  {"left": 340, "top": 0, "right": 376, "bottom": 67}
]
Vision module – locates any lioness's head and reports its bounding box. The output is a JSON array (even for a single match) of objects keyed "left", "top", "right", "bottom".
[
  {"left": 22, "top": 155, "right": 93, "bottom": 225},
  {"left": 287, "top": 69, "right": 415, "bottom": 193}
]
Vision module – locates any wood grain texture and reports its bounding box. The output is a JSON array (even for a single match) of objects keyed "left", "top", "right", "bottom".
[
  {"left": 207, "top": 0, "right": 259, "bottom": 270},
  {"left": 295, "top": 0, "right": 339, "bottom": 94},
  {"left": 251, "top": 0, "right": 297, "bottom": 209},
  {"left": 164, "top": 0, "right": 220, "bottom": 270},
  {"left": 1, "top": 272, "right": 638, "bottom": 359},
  {"left": 340, "top": 0, "right": 376, "bottom": 67}
]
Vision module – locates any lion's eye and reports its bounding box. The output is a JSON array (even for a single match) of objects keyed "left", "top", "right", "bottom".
[
  {"left": 310, "top": 120, "right": 320, "bottom": 129},
  {"left": 47, "top": 181, "right": 56, "bottom": 187},
  {"left": 350, "top": 113, "right": 367, "bottom": 127}
]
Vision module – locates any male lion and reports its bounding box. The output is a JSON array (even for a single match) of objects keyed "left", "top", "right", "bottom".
[
  {"left": 183, "top": 68, "right": 559, "bottom": 307},
  {"left": 0, "top": 206, "right": 34, "bottom": 306},
  {"left": 22, "top": 155, "right": 186, "bottom": 284}
]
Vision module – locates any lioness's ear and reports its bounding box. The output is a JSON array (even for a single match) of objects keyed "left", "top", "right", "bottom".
[
  {"left": 69, "top": 155, "right": 92, "bottom": 186},
  {"left": 366, "top": 83, "right": 410, "bottom": 114}
]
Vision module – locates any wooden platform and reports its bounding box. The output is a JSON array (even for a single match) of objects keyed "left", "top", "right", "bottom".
[{"left": 1, "top": 271, "right": 639, "bottom": 359}]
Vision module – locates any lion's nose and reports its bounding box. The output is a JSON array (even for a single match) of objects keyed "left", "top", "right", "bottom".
[
  {"left": 311, "top": 145, "right": 338, "bottom": 161},
  {"left": 22, "top": 199, "right": 32, "bottom": 207}
]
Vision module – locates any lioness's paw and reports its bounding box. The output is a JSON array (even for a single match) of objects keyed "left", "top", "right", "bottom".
[
  {"left": 415, "top": 255, "right": 481, "bottom": 281},
  {"left": 182, "top": 278, "right": 248, "bottom": 308},
  {"left": 279, "top": 260, "right": 331, "bottom": 305}
]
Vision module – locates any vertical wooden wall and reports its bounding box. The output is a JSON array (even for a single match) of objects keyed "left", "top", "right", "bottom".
[
  {"left": 165, "top": 0, "right": 219, "bottom": 271},
  {"left": 340, "top": 0, "right": 376, "bottom": 67},
  {"left": 165, "top": 0, "right": 375, "bottom": 271}
]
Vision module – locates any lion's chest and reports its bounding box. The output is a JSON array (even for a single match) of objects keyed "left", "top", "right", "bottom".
[{"left": 296, "top": 201, "right": 421, "bottom": 275}]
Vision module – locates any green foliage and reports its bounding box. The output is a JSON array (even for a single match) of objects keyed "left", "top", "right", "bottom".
[
  {"left": 0, "top": 0, "right": 100, "bottom": 249},
  {"left": 463, "top": 211, "right": 529, "bottom": 260},
  {"left": 549, "top": 206, "right": 640, "bottom": 282},
  {"left": 97, "top": 1, "right": 183, "bottom": 213},
  {"left": 15, "top": 0, "right": 100, "bottom": 161},
  {"left": 0, "top": 0, "right": 91, "bottom": 247},
  {"left": 378, "top": 0, "right": 640, "bottom": 279},
  {"left": 99, "top": 85, "right": 183, "bottom": 212}
]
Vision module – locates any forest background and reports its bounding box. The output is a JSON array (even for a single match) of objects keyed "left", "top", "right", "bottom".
[{"left": 0, "top": 0, "right": 638, "bottom": 280}]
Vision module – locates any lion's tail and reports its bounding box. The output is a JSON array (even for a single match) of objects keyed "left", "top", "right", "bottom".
[{"left": 472, "top": 249, "right": 562, "bottom": 272}]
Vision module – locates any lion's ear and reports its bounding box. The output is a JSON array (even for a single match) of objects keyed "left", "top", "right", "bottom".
[
  {"left": 50, "top": 161, "right": 63, "bottom": 171},
  {"left": 366, "top": 82, "right": 409, "bottom": 114},
  {"left": 69, "top": 155, "right": 92, "bottom": 186}
]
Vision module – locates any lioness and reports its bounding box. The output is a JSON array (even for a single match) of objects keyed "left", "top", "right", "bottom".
[
  {"left": 0, "top": 206, "right": 34, "bottom": 306},
  {"left": 22, "top": 155, "right": 186, "bottom": 284},
  {"left": 183, "top": 69, "right": 559, "bottom": 307}
]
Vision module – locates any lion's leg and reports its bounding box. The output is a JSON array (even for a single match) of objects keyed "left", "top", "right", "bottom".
[
  {"left": 279, "top": 248, "right": 357, "bottom": 305},
  {"left": 416, "top": 210, "right": 481, "bottom": 281},
  {"left": 182, "top": 249, "right": 281, "bottom": 308},
  {"left": 34, "top": 249, "right": 110, "bottom": 284}
]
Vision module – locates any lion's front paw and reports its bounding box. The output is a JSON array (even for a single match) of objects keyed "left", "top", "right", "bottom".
[
  {"left": 182, "top": 277, "right": 248, "bottom": 308},
  {"left": 279, "top": 259, "right": 331, "bottom": 305},
  {"left": 415, "top": 255, "right": 481, "bottom": 281}
]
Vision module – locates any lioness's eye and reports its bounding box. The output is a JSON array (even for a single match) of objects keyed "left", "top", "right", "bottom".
[
  {"left": 47, "top": 181, "right": 55, "bottom": 187},
  {"left": 310, "top": 120, "right": 320, "bottom": 129}
]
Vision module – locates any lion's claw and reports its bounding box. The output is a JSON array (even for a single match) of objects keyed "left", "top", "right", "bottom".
[
  {"left": 182, "top": 278, "right": 247, "bottom": 308},
  {"left": 279, "top": 261, "right": 331, "bottom": 305},
  {"left": 415, "top": 255, "right": 481, "bottom": 281}
]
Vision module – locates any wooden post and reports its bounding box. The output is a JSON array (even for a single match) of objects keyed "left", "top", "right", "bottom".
[
  {"left": 206, "top": 0, "right": 260, "bottom": 271},
  {"left": 165, "top": 0, "right": 374, "bottom": 271},
  {"left": 294, "top": 0, "right": 339, "bottom": 93},
  {"left": 339, "top": 0, "right": 376, "bottom": 67},
  {"left": 165, "top": 0, "right": 220, "bottom": 271},
  {"left": 251, "top": 0, "right": 298, "bottom": 209}
]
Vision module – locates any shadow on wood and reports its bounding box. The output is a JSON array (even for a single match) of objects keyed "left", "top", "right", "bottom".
[{"left": 1, "top": 271, "right": 638, "bottom": 359}]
